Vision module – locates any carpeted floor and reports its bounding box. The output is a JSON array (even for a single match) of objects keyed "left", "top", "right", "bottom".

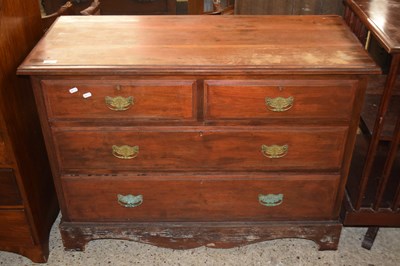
[{"left": 0, "top": 214, "right": 399, "bottom": 265}]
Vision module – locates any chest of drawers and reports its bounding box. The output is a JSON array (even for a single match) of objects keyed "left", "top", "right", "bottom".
[{"left": 18, "top": 15, "right": 379, "bottom": 251}]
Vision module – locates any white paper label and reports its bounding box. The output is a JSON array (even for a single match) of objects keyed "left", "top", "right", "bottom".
[
  {"left": 69, "top": 87, "right": 78, "bottom": 93},
  {"left": 43, "top": 59, "right": 58, "bottom": 64},
  {"left": 83, "top": 92, "right": 92, "bottom": 98}
]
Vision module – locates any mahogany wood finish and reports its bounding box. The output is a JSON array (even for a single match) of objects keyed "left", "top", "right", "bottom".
[
  {"left": 234, "top": 0, "right": 344, "bottom": 15},
  {"left": 342, "top": 0, "right": 400, "bottom": 249},
  {"left": 41, "top": 80, "right": 196, "bottom": 120},
  {"left": 205, "top": 80, "right": 357, "bottom": 121},
  {"left": 62, "top": 174, "right": 339, "bottom": 221},
  {"left": 54, "top": 127, "right": 347, "bottom": 173},
  {"left": 0, "top": 0, "right": 59, "bottom": 262},
  {"left": 54, "top": 127, "right": 347, "bottom": 172},
  {"left": 18, "top": 15, "right": 379, "bottom": 251}
]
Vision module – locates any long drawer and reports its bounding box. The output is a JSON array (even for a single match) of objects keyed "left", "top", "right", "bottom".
[
  {"left": 53, "top": 126, "right": 348, "bottom": 173},
  {"left": 0, "top": 210, "right": 33, "bottom": 245},
  {"left": 204, "top": 79, "right": 357, "bottom": 121},
  {"left": 41, "top": 79, "right": 196, "bottom": 121},
  {"left": 62, "top": 173, "right": 340, "bottom": 222}
]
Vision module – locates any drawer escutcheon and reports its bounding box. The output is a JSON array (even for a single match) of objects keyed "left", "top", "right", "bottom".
[
  {"left": 258, "top": 193, "right": 284, "bottom": 207},
  {"left": 117, "top": 194, "right": 143, "bottom": 208},
  {"left": 112, "top": 145, "right": 139, "bottom": 159},
  {"left": 105, "top": 96, "right": 134, "bottom": 111},
  {"left": 261, "top": 144, "right": 288, "bottom": 159},
  {"left": 265, "top": 96, "right": 294, "bottom": 112}
]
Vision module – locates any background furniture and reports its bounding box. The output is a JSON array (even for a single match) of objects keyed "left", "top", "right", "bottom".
[
  {"left": 341, "top": 0, "right": 400, "bottom": 249},
  {"left": 41, "top": 0, "right": 101, "bottom": 32},
  {"left": 41, "top": 0, "right": 176, "bottom": 15},
  {"left": 234, "top": 0, "right": 344, "bottom": 15},
  {"left": 0, "top": 0, "right": 59, "bottom": 262},
  {"left": 188, "top": 0, "right": 234, "bottom": 14},
  {"left": 18, "top": 15, "right": 378, "bottom": 251},
  {"left": 79, "top": 0, "right": 101, "bottom": 15},
  {"left": 41, "top": 1, "right": 75, "bottom": 32}
]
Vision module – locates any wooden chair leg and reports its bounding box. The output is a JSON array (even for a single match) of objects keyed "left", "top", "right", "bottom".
[{"left": 361, "top": 227, "right": 379, "bottom": 250}]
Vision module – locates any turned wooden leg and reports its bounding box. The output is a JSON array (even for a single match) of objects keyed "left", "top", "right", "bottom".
[{"left": 361, "top": 227, "right": 379, "bottom": 250}]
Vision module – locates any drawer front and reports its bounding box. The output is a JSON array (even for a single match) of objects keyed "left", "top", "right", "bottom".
[
  {"left": 0, "top": 210, "right": 33, "bottom": 245},
  {"left": 54, "top": 127, "right": 348, "bottom": 172},
  {"left": 0, "top": 169, "right": 22, "bottom": 205},
  {"left": 0, "top": 131, "right": 7, "bottom": 165},
  {"left": 41, "top": 80, "right": 196, "bottom": 121},
  {"left": 204, "top": 80, "right": 357, "bottom": 121},
  {"left": 62, "top": 174, "right": 339, "bottom": 222},
  {"left": 0, "top": 130, "right": 12, "bottom": 166}
]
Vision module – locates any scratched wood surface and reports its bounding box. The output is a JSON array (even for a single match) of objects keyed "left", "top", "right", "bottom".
[{"left": 18, "top": 15, "right": 378, "bottom": 75}]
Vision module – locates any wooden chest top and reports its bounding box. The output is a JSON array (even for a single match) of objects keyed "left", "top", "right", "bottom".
[{"left": 18, "top": 15, "right": 379, "bottom": 75}]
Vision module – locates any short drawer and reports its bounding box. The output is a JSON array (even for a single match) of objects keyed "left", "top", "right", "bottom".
[
  {"left": 53, "top": 126, "right": 348, "bottom": 173},
  {"left": 204, "top": 80, "right": 357, "bottom": 121},
  {"left": 0, "top": 210, "right": 33, "bottom": 245},
  {"left": 62, "top": 174, "right": 339, "bottom": 222},
  {"left": 41, "top": 79, "right": 196, "bottom": 121},
  {"left": 0, "top": 169, "right": 22, "bottom": 205}
]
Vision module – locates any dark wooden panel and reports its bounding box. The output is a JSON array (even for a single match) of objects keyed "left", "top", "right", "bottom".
[
  {"left": 0, "top": 116, "right": 13, "bottom": 166},
  {"left": 0, "top": 210, "right": 33, "bottom": 245},
  {"left": 42, "top": 0, "right": 176, "bottom": 15},
  {"left": 0, "top": 169, "right": 22, "bottom": 205},
  {"left": 235, "top": 0, "right": 292, "bottom": 15},
  {"left": 0, "top": 131, "right": 7, "bottom": 165},
  {"left": 62, "top": 174, "right": 339, "bottom": 221},
  {"left": 235, "top": 0, "right": 343, "bottom": 15},
  {"left": 100, "top": 0, "right": 176, "bottom": 15},
  {"left": 360, "top": 94, "right": 400, "bottom": 141},
  {"left": 346, "top": 134, "right": 400, "bottom": 209}
]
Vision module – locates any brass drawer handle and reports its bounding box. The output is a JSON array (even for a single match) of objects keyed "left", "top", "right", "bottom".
[
  {"left": 261, "top": 144, "right": 288, "bottom": 159},
  {"left": 258, "top": 193, "right": 283, "bottom": 207},
  {"left": 105, "top": 96, "right": 134, "bottom": 111},
  {"left": 112, "top": 145, "right": 139, "bottom": 159},
  {"left": 117, "top": 194, "right": 143, "bottom": 208},
  {"left": 265, "top": 96, "right": 294, "bottom": 112}
]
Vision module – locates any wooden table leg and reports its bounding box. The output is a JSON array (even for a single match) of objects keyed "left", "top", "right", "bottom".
[{"left": 361, "top": 227, "right": 380, "bottom": 250}]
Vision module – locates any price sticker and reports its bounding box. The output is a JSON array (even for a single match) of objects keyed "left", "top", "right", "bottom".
[
  {"left": 69, "top": 87, "right": 78, "bottom": 94},
  {"left": 83, "top": 92, "right": 92, "bottom": 99}
]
